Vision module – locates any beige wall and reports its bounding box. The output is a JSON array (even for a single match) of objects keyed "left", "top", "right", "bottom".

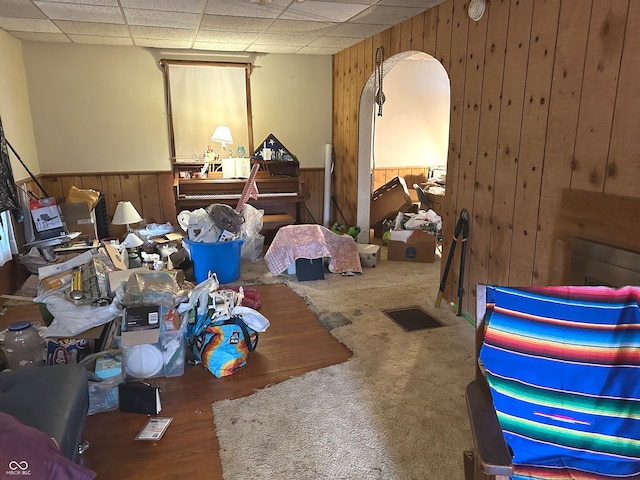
[
  {"left": 251, "top": 53, "right": 332, "bottom": 168},
  {"left": 19, "top": 43, "right": 332, "bottom": 174},
  {"left": 374, "top": 54, "right": 450, "bottom": 168},
  {"left": 22, "top": 43, "right": 170, "bottom": 174},
  {"left": 0, "top": 30, "right": 39, "bottom": 182}
]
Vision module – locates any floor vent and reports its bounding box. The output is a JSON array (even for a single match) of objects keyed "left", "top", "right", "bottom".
[{"left": 383, "top": 307, "right": 444, "bottom": 332}]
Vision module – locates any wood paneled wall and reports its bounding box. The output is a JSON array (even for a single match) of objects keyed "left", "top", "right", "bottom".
[
  {"left": 332, "top": 0, "right": 640, "bottom": 315},
  {"left": 24, "top": 172, "right": 177, "bottom": 240},
  {"left": 17, "top": 165, "right": 414, "bottom": 239}
]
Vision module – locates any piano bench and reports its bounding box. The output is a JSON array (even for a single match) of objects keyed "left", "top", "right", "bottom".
[{"left": 262, "top": 214, "right": 296, "bottom": 231}]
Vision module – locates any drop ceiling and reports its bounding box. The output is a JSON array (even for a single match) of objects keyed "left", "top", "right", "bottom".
[{"left": 0, "top": 0, "right": 444, "bottom": 55}]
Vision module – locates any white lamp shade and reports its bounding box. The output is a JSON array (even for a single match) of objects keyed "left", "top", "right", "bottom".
[
  {"left": 211, "top": 125, "right": 234, "bottom": 146},
  {"left": 122, "top": 232, "right": 144, "bottom": 248},
  {"left": 112, "top": 201, "right": 143, "bottom": 226}
]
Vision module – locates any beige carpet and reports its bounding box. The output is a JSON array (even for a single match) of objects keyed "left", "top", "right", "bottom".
[{"left": 214, "top": 246, "right": 476, "bottom": 479}]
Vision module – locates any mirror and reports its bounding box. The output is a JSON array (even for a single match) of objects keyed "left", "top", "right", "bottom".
[{"left": 161, "top": 60, "right": 254, "bottom": 160}]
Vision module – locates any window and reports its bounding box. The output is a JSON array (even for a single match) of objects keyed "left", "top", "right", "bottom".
[{"left": 0, "top": 210, "right": 18, "bottom": 266}]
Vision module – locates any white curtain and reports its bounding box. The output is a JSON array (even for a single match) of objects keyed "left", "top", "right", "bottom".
[
  {"left": 168, "top": 64, "right": 250, "bottom": 158},
  {"left": 0, "top": 210, "right": 18, "bottom": 266}
]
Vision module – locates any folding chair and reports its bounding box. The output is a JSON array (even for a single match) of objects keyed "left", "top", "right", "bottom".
[{"left": 465, "top": 284, "right": 640, "bottom": 479}]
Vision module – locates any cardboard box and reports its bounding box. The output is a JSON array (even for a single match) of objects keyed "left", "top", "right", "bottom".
[
  {"left": 387, "top": 229, "right": 436, "bottom": 263},
  {"left": 357, "top": 244, "right": 380, "bottom": 267},
  {"left": 60, "top": 202, "right": 98, "bottom": 240},
  {"left": 370, "top": 177, "right": 413, "bottom": 226}
]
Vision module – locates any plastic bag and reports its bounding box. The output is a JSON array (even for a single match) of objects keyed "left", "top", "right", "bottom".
[
  {"left": 65, "top": 185, "right": 101, "bottom": 210},
  {"left": 404, "top": 209, "right": 442, "bottom": 232},
  {"left": 176, "top": 275, "right": 220, "bottom": 317},
  {"left": 240, "top": 203, "right": 265, "bottom": 262},
  {"left": 177, "top": 208, "right": 220, "bottom": 242},
  {"left": 119, "top": 270, "right": 179, "bottom": 308},
  {"left": 37, "top": 291, "right": 122, "bottom": 337},
  {"left": 230, "top": 305, "right": 270, "bottom": 332},
  {"left": 79, "top": 349, "right": 124, "bottom": 415}
]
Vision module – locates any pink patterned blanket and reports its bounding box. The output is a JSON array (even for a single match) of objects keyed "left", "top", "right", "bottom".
[{"left": 264, "top": 225, "right": 363, "bottom": 275}]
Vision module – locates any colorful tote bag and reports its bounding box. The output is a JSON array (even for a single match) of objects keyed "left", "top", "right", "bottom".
[{"left": 193, "top": 316, "right": 258, "bottom": 378}]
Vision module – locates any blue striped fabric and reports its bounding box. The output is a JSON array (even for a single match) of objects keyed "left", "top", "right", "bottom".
[{"left": 479, "top": 286, "right": 640, "bottom": 479}]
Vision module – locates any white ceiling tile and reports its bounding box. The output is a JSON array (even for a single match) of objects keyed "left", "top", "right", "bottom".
[
  {"left": 327, "top": 21, "right": 385, "bottom": 38},
  {"left": 36, "top": 0, "right": 118, "bottom": 6},
  {"left": 0, "top": 0, "right": 442, "bottom": 54},
  {"left": 0, "top": 17, "right": 60, "bottom": 33},
  {"left": 120, "top": 0, "right": 206, "bottom": 14},
  {"left": 309, "top": 35, "right": 360, "bottom": 48},
  {"left": 266, "top": 19, "right": 336, "bottom": 35},
  {"left": 55, "top": 20, "right": 129, "bottom": 36},
  {"left": 134, "top": 37, "right": 193, "bottom": 48},
  {"left": 130, "top": 25, "right": 195, "bottom": 40},
  {"left": 196, "top": 30, "right": 259, "bottom": 43},
  {"left": 200, "top": 14, "right": 271, "bottom": 32},
  {"left": 8, "top": 31, "right": 70, "bottom": 42},
  {"left": 33, "top": 2, "right": 124, "bottom": 24},
  {"left": 193, "top": 41, "right": 250, "bottom": 51},
  {"left": 253, "top": 32, "right": 318, "bottom": 47},
  {"left": 247, "top": 44, "right": 300, "bottom": 54},
  {"left": 204, "top": 0, "right": 287, "bottom": 19},
  {"left": 296, "top": 45, "right": 340, "bottom": 55},
  {"left": 124, "top": 8, "right": 200, "bottom": 28},
  {"left": 0, "top": 0, "right": 47, "bottom": 19},
  {"left": 280, "top": 1, "right": 369, "bottom": 23},
  {"left": 349, "top": 5, "right": 425, "bottom": 25},
  {"left": 67, "top": 34, "right": 132, "bottom": 45}
]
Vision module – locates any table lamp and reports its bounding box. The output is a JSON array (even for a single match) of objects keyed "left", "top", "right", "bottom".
[
  {"left": 211, "top": 125, "right": 234, "bottom": 157},
  {"left": 122, "top": 232, "right": 144, "bottom": 268},
  {"left": 112, "top": 201, "right": 143, "bottom": 232}
]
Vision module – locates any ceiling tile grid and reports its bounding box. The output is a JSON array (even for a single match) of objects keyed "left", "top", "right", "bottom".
[{"left": 0, "top": 0, "right": 444, "bottom": 55}]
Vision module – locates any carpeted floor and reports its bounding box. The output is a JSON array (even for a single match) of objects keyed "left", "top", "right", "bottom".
[{"left": 214, "top": 245, "right": 476, "bottom": 479}]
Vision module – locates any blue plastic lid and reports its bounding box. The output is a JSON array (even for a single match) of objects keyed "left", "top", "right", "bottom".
[{"left": 8, "top": 321, "right": 31, "bottom": 332}]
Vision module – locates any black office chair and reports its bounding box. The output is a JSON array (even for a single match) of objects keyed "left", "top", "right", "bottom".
[{"left": 413, "top": 184, "right": 430, "bottom": 210}]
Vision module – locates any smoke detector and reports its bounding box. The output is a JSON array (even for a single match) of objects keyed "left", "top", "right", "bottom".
[{"left": 468, "top": 0, "right": 486, "bottom": 21}]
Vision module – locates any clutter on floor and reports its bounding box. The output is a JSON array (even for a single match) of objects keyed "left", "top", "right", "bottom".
[
  {"left": 1, "top": 185, "right": 281, "bottom": 425},
  {"left": 0, "top": 168, "right": 445, "bottom": 445}
]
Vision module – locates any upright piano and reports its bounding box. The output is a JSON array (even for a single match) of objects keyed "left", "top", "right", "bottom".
[{"left": 174, "top": 159, "right": 304, "bottom": 224}]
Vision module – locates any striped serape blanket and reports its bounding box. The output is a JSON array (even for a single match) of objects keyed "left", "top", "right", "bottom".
[{"left": 479, "top": 285, "right": 640, "bottom": 479}]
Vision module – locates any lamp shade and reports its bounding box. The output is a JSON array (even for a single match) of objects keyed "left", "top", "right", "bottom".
[
  {"left": 112, "top": 201, "right": 143, "bottom": 226},
  {"left": 210, "top": 125, "right": 234, "bottom": 146},
  {"left": 122, "top": 232, "right": 144, "bottom": 249}
]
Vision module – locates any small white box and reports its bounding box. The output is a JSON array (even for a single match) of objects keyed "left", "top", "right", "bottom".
[{"left": 357, "top": 244, "right": 380, "bottom": 267}]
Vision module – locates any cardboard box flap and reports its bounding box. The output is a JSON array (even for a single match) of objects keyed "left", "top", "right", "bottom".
[
  {"left": 121, "top": 329, "right": 160, "bottom": 347},
  {"left": 150, "top": 232, "right": 184, "bottom": 244}
]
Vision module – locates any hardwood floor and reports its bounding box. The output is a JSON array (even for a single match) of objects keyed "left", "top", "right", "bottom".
[{"left": 82, "top": 283, "right": 352, "bottom": 479}]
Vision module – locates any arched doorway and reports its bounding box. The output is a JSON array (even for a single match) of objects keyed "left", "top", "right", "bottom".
[{"left": 356, "top": 51, "right": 450, "bottom": 243}]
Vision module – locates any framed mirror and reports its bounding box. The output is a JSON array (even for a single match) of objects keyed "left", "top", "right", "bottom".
[{"left": 161, "top": 60, "right": 254, "bottom": 160}]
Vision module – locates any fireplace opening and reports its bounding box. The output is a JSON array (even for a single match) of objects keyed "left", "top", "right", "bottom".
[{"left": 569, "top": 238, "right": 640, "bottom": 287}]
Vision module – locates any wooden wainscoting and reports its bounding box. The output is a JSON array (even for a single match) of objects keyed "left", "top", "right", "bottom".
[
  {"left": 16, "top": 165, "right": 428, "bottom": 241},
  {"left": 31, "top": 172, "right": 176, "bottom": 239}
]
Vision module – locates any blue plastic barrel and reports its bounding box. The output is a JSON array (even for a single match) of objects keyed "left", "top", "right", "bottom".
[{"left": 183, "top": 238, "right": 244, "bottom": 284}]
